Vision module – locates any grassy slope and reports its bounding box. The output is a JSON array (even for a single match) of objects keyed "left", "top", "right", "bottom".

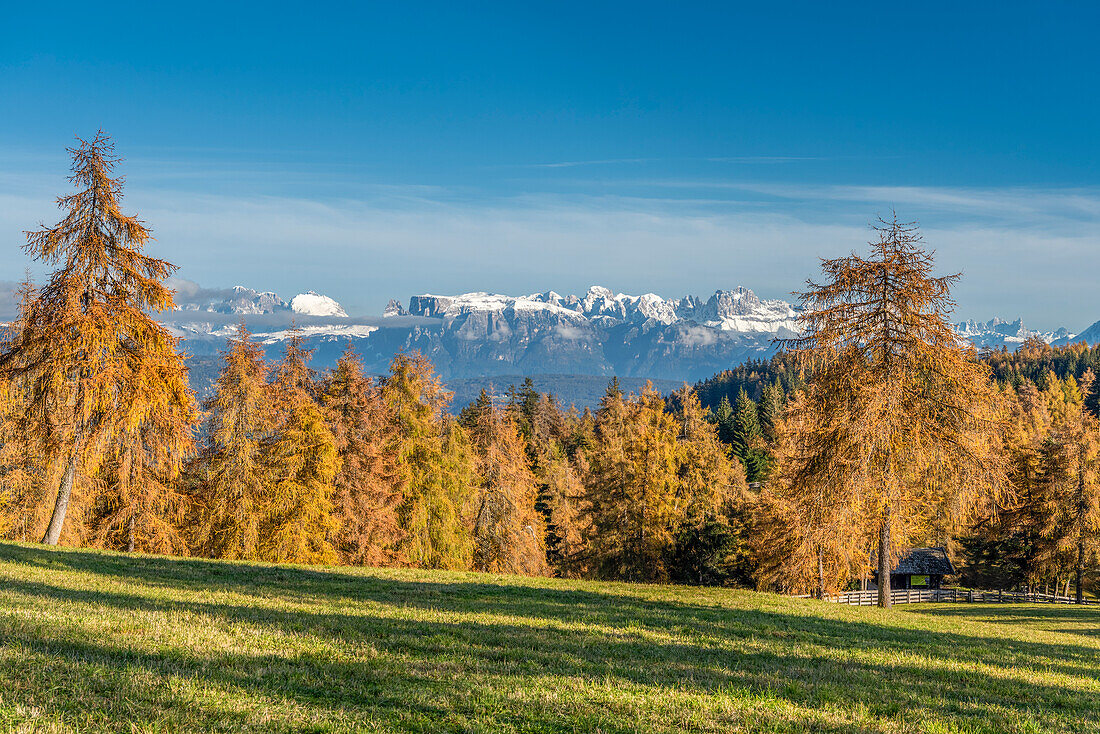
[{"left": 1, "top": 543, "right": 1098, "bottom": 733}]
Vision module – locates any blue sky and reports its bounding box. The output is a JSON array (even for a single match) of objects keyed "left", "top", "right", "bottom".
[{"left": 1, "top": 2, "right": 1098, "bottom": 329}]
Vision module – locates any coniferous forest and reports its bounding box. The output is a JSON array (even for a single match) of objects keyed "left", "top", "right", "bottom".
[{"left": 5, "top": 136, "right": 1100, "bottom": 611}]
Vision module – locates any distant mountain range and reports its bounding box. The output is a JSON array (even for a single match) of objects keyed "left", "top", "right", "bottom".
[
  {"left": 173, "top": 284, "right": 347, "bottom": 318},
  {"left": 163, "top": 283, "right": 1088, "bottom": 406},
  {"left": 168, "top": 285, "right": 800, "bottom": 384},
  {"left": 953, "top": 318, "right": 1073, "bottom": 351}
]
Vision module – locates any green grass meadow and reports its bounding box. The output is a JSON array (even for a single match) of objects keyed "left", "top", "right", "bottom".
[{"left": 1, "top": 542, "right": 1098, "bottom": 733}]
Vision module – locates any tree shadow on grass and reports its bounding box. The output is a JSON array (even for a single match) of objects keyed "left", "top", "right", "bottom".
[
  {"left": 0, "top": 541, "right": 360, "bottom": 595},
  {"left": 2, "top": 629, "right": 882, "bottom": 734},
  {"left": 5, "top": 555, "right": 1100, "bottom": 677},
  {"left": 4, "top": 600, "right": 1093, "bottom": 732},
  {"left": 3, "top": 542, "right": 1094, "bottom": 647},
  {"left": 904, "top": 603, "right": 1100, "bottom": 638},
  {"left": 3, "top": 547, "right": 1100, "bottom": 732}
]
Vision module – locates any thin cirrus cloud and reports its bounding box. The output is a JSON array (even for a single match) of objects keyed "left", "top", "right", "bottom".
[
  {"left": 522, "top": 158, "right": 655, "bottom": 169},
  {"left": 513, "top": 156, "right": 828, "bottom": 169},
  {"left": 0, "top": 163, "right": 1097, "bottom": 332},
  {"left": 715, "top": 182, "right": 1100, "bottom": 225}
]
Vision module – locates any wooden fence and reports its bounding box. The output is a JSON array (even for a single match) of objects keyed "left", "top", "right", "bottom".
[{"left": 810, "top": 588, "right": 1099, "bottom": 606}]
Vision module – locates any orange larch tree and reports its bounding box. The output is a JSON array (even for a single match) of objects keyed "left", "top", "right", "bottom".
[
  {"left": 383, "top": 352, "right": 474, "bottom": 569},
  {"left": 465, "top": 398, "right": 547, "bottom": 575},
  {"left": 0, "top": 132, "right": 196, "bottom": 546},
  {"left": 320, "top": 343, "right": 406, "bottom": 566},
  {"left": 1037, "top": 370, "right": 1100, "bottom": 602},
  {"left": 782, "top": 216, "right": 1002, "bottom": 606},
  {"left": 191, "top": 324, "right": 273, "bottom": 559},
  {"left": 260, "top": 333, "right": 339, "bottom": 565}
]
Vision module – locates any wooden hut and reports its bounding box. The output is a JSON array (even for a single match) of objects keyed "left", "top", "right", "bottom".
[{"left": 871, "top": 547, "right": 955, "bottom": 590}]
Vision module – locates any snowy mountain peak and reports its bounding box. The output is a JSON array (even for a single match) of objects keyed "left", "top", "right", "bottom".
[
  {"left": 290, "top": 291, "right": 348, "bottom": 318},
  {"left": 953, "top": 317, "right": 1072, "bottom": 349},
  {"left": 170, "top": 280, "right": 351, "bottom": 317},
  {"left": 405, "top": 286, "right": 800, "bottom": 335},
  {"left": 205, "top": 286, "right": 289, "bottom": 314},
  {"left": 383, "top": 298, "right": 409, "bottom": 317}
]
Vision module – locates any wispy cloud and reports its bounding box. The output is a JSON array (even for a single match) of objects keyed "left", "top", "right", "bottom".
[
  {"left": 518, "top": 158, "right": 656, "bottom": 169},
  {"left": 728, "top": 182, "right": 1100, "bottom": 223},
  {"left": 704, "top": 156, "right": 828, "bottom": 163},
  {"left": 513, "top": 155, "right": 829, "bottom": 169}
]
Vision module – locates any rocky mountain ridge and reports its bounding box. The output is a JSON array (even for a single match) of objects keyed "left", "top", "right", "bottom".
[
  {"left": 400, "top": 285, "right": 801, "bottom": 335},
  {"left": 954, "top": 317, "right": 1072, "bottom": 350},
  {"left": 167, "top": 285, "right": 801, "bottom": 384},
  {"left": 164, "top": 283, "right": 1080, "bottom": 393}
]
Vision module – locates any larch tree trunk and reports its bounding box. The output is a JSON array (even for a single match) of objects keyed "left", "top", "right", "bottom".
[
  {"left": 877, "top": 502, "right": 892, "bottom": 608},
  {"left": 1077, "top": 538, "right": 1085, "bottom": 604},
  {"left": 41, "top": 452, "right": 78, "bottom": 545},
  {"left": 1077, "top": 463, "right": 1086, "bottom": 604},
  {"left": 817, "top": 546, "right": 826, "bottom": 599}
]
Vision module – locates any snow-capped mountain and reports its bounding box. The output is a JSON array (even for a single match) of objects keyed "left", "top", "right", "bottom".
[
  {"left": 291, "top": 291, "right": 348, "bottom": 318},
  {"left": 954, "top": 318, "right": 1073, "bottom": 350},
  {"left": 168, "top": 284, "right": 802, "bottom": 385},
  {"left": 394, "top": 285, "right": 803, "bottom": 380},
  {"left": 405, "top": 285, "right": 801, "bottom": 337},
  {"left": 383, "top": 299, "right": 409, "bottom": 317},
  {"left": 164, "top": 282, "right": 1085, "bottom": 406},
  {"left": 173, "top": 285, "right": 291, "bottom": 315},
  {"left": 1057, "top": 320, "right": 1100, "bottom": 347},
  {"left": 172, "top": 284, "right": 349, "bottom": 318},
  {"left": 166, "top": 286, "right": 370, "bottom": 365}
]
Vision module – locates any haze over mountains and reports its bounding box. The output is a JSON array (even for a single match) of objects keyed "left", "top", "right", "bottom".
[{"left": 155, "top": 280, "right": 1086, "bottom": 404}]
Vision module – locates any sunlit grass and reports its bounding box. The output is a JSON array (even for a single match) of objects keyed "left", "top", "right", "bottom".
[{"left": 1, "top": 541, "right": 1098, "bottom": 733}]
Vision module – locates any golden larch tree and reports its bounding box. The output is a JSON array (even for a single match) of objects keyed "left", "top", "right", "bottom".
[
  {"left": 260, "top": 333, "right": 340, "bottom": 565},
  {"left": 584, "top": 382, "right": 683, "bottom": 581},
  {"left": 320, "top": 342, "right": 406, "bottom": 566},
  {"left": 754, "top": 388, "right": 871, "bottom": 596},
  {"left": 967, "top": 380, "right": 1052, "bottom": 588},
  {"left": 383, "top": 352, "right": 474, "bottom": 569},
  {"left": 259, "top": 336, "right": 336, "bottom": 567},
  {"left": 783, "top": 216, "right": 1001, "bottom": 607},
  {"left": 1037, "top": 370, "right": 1100, "bottom": 602},
  {"left": 672, "top": 386, "right": 746, "bottom": 529},
  {"left": 667, "top": 385, "right": 750, "bottom": 586},
  {"left": 0, "top": 132, "right": 197, "bottom": 545},
  {"left": 191, "top": 325, "right": 273, "bottom": 559},
  {"left": 0, "top": 281, "right": 51, "bottom": 541},
  {"left": 466, "top": 398, "right": 548, "bottom": 575},
  {"left": 88, "top": 353, "right": 198, "bottom": 554},
  {"left": 541, "top": 449, "right": 589, "bottom": 577}
]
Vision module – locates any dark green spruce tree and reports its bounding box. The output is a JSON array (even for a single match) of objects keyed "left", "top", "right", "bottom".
[
  {"left": 714, "top": 395, "right": 736, "bottom": 445},
  {"left": 758, "top": 379, "right": 787, "bottom": 442},
  {"left": 731, "top": 388, "right": 768, "bottom": 483}
]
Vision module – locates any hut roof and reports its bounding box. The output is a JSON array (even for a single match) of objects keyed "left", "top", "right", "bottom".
[{"left": 893, "top": 547, "right": 955, "bottom": 576}]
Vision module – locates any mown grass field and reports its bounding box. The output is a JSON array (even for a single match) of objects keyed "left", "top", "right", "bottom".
[{"left": 1, "top": 542, "right": 1098, "bottom": 733}]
